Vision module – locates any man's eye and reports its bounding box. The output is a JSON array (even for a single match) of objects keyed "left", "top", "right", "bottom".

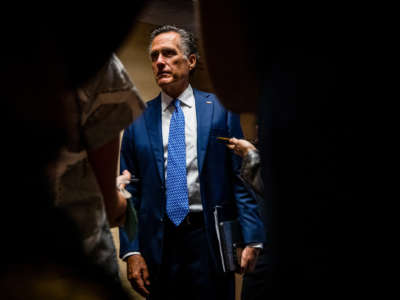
[
  {"left": 164, "top": 50, "right": 175, "bottom": 57},
  {"left": 150, "top": 53, "right": 158, "bottom": 61}
]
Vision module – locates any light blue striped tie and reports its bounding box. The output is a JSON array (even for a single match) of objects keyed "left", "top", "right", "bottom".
[{"left": 166, "top": 99, "right": 189, "bottom": 226}]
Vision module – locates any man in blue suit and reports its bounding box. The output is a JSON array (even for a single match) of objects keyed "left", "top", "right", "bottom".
[{"left": 119, "top": 25, "right": 265, "bottom": 300}]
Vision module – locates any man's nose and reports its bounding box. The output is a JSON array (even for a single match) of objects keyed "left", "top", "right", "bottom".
[{"left": 155, "top": 54, "right": 166, "bottom": 67}]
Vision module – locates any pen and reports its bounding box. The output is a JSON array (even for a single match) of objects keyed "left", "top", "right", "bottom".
[{"left": 216, "top": 136, "right": 231, "bottom": 144}]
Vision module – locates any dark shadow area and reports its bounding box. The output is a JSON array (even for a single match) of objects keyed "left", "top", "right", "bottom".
[{"left": 2, "top": 2, "right": 147, "bottom": 299}]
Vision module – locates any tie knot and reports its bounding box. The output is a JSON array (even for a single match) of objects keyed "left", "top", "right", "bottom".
[{"left": 173, "top": 99, "right": 181, "bottom": 110}]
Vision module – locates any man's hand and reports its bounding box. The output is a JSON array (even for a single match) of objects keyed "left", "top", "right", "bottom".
[
  {"left": 240, "top": 246, "right": 260, "bottom": 274},
  {"left": 126, "top": 255, "right": 151, "bottom": 297}
]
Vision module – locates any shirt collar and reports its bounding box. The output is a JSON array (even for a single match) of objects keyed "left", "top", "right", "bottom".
[{"left": 161, "top": 85, "right": 194, "bottom": 111}]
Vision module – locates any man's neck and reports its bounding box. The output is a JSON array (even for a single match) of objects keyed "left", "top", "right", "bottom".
[{"left": 161, "top": 82, "right": 189, "bottom": 99}]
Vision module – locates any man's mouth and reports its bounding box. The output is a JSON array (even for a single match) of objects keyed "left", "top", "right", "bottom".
[{"left": 157, "top": 72, "right": 170, "bottom": 77}]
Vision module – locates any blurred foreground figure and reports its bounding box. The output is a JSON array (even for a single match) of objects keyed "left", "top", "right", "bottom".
[
  {"left": 51, "top": 54, "right": 144, "bottom": 279},
  {"left": 197, "top": 1, "right": 354, "bottom": 299},
  {"left": 2, "top": 2, "right": 146, "bottom": 298}
]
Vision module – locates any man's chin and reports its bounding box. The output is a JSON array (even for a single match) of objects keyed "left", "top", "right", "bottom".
[{"left": 157, "top": 79, "right": 172, "bottom": 87}]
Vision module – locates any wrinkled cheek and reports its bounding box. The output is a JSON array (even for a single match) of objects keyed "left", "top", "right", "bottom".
[{"left": 152, "top": 65, "right": 159, "bottom": 75}]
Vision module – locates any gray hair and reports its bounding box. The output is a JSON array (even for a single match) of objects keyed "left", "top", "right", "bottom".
[{"left": 149, "top": 25, "right": 199, "bottom": 66}]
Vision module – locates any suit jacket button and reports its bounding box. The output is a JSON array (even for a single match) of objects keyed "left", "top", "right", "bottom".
[{"left": 160, "top": 217, "right": 164, "bottom": 222}]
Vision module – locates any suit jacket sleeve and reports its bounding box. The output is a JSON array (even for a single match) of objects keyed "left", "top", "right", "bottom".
[
  {"left": 228, "top": 112, "right": 266, "bottom": 244},
  {"left": 119, "top": 125, "right": 140, "bottom": 256}
]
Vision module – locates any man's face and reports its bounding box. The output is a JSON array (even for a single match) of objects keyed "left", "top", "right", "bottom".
[{"left": 150, "top": 31, "right": 196, "bottom": 92}]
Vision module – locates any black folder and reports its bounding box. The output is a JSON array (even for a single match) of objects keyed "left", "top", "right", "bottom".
[{"left": 214, "top": 206, "right": 244, "bottom": 272}]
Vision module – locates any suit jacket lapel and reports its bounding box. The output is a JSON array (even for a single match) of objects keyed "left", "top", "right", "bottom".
[
  {"left": 144, "top": 95, "right": 165, "bottom": 184},
  {"left": 195, "top": 89, "right": 213, "bottom": 175}
]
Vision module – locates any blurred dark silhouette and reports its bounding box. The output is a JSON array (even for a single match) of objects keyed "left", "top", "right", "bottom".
[
  {"left": 2, "top": 2, "right": 146, "bottom": 298},
  {"left": 197, "top": 1, "right": 358, "bottom": 299}
]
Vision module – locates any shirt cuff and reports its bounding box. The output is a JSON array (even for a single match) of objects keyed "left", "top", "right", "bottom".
[
  {"left": 122, "top": 251, "right": 141, "bottom": 261},
  {"left": 246, "top": 243, "right": 263, "bottom": 249}
]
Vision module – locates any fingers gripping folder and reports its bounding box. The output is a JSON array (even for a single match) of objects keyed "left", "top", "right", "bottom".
[{"left": 213, "top": 206, "right": 244, "bottom": 272}]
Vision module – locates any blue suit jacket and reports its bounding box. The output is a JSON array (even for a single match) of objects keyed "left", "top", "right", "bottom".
[{"left": 119, "top": 89, "right": 265, "bottom": 274}]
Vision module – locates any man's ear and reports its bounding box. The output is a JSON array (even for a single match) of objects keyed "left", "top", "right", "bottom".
[{"left": 188, "top": 54, "right": 197, "bottom": 70}]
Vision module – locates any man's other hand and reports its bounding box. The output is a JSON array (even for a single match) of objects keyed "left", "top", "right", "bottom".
[
  {"left": 240, "top": 246, "right": 260, "bottom": 274},
  {"left": 126, "top": 254, "right": 151, "bottom": 297}
]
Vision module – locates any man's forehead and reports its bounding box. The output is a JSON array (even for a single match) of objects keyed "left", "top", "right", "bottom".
[{"left": 151, "top": 32, "right": 181, "bottom": 49}]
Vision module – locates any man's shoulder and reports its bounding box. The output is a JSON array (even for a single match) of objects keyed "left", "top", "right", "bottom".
[
  {"left": 193, "top": 88, "right": 216, "bottom": 99},
  {"left": 193, "top": 88, "right": 225, "bottom": 106},
  {"left": 146, "top": 94, "right": 162, "bottom": 106},
  {"left": 193, "top": 88, "right": 232, "bottom": 115},
  {"left": 131, "top": 94, "right": 161, "bottom": 117},
  {"left": 125, "top": 96, "right": 159, "bottom": 128}
]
